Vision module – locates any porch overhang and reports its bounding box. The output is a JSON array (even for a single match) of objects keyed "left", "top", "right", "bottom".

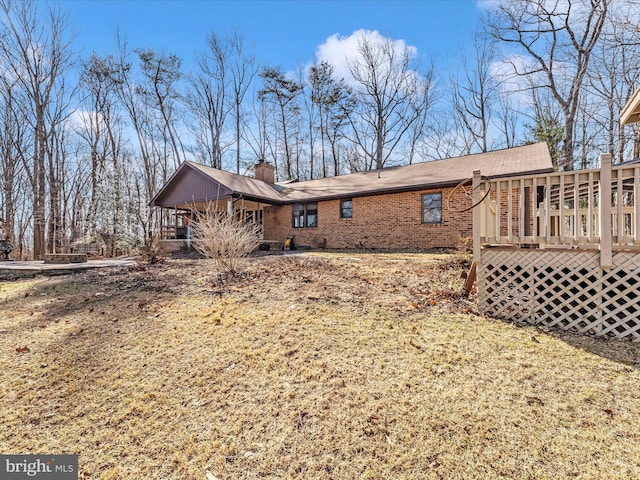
[
  {"left": 149, "top": 161, "right": 285, "bottom": 209},
  {"left": 620, "top": 87, "right": 640, "bottom": 125}
]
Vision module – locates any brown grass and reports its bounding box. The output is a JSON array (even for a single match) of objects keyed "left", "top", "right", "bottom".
[{"left": 1, "top": 252, "right": 640, "bottom": 479}]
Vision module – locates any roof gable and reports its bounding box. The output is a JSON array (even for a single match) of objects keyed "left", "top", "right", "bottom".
[{"left": 150, "top": 163, "right": 233, "bottom": 207}]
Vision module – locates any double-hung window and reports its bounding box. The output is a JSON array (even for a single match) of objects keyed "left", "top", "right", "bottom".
[
  {"left": 422, "top": 193, "right": 442, "bottom": 224},
  {"left": 292, "top": 202, "right": 318, "bottom": 228},
  {"left": 340, "top": 199, "right": 353, "bottom": 219}
]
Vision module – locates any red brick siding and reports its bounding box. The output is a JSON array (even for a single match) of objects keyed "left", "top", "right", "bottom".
[{"left": 263, "top": 188, "right": 472, "bottom": 249}]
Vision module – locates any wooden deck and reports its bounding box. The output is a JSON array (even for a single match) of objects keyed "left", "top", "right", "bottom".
[{"left": 473, "top": 154, "right": 640, "bottom": 340}]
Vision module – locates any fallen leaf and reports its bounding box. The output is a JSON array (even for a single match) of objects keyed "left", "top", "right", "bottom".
[{"left": 16, "top": 346, "right": 30, "bottom": 353}]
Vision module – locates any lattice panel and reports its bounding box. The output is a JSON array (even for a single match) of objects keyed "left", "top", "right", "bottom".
[
  {"left": 478, "top": 249, "right": 534, "bottom": 322},
  {"left": 478, "top": 250, "right": 640, "bottom": 341}
]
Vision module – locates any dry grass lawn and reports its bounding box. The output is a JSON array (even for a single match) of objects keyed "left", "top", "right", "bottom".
[{"left": 1, "top": 252, "right": 640, "bottom": 479}]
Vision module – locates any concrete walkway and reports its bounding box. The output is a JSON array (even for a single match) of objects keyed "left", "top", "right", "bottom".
[{"left": 0, "top": 258, "right": 136, "bottom": 279}]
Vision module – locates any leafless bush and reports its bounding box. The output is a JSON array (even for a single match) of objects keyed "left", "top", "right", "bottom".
[
  {"left": 137, "top": 232, "right": 167, "bottom": 265},
  {"left": 440, "top": 237, "right": 472, "bottom": 270},
  {"left": 191, "top": 208, "right": 262, "bottom": 275}
]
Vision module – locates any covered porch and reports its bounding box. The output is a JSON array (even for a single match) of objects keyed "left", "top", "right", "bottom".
[
  {"left": 154, "top": 198, "right": 269, "bottom": 252},
  {"left": 149, "top": 160, "right": 283, "bottom": 252}
]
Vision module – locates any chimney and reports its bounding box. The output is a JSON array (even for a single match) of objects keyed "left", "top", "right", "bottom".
[{"left": 255, "top": 159, "right": 275, "bottom": 184}]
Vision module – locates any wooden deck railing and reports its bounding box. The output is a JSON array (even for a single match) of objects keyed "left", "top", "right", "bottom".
[
  {"left": 160, "top": 224, "right": 178, "bottom": 240},
  {"left": 473, "top": 153, "right": 640, "bottom": 267}
]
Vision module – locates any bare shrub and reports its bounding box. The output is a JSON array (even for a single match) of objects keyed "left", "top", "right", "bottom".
[
  {"left": 191, "top": 208, "right": 262, "bottom": 275},
  {"left": 452, "top": 237, "right": 472, "bottom": 267},
  {"left": 137, "top": 232, "right": 167, "bottom": 265}
]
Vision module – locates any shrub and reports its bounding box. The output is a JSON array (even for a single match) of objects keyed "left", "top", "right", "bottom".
[
  {"left": 452, "top": 237, "right": 472, "bottom": 267},
  {"left": 137, "top": 232, "right": 167, "bottom": 265},
  {"left": 191, "top": 208, "right": 262, "bottom": 275}
]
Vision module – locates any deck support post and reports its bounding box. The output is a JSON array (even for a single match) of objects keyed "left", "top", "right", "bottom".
[
  {"left": 599, "top": 153, "right": 613, "bottom": 269},
  {"left": 473, "top": 170, "right": 482, "bottom": 265},
  {"left": 227, "top": 199, "right": 234, "bottom": 217}
]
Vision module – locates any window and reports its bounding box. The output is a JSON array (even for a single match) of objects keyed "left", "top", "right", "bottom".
[
  {"left": 292, "top": 202, "right": 318, "bottom": 228},
  {"left": 340, "top": 199, "right": 353, "bottom": 219},
  {"left": 422, "top": 193, "right": 442, "bottom": 224}
]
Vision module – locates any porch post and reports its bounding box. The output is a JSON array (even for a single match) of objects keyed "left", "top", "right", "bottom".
[
  {"left": 599, "top": 153, "right": 613, "bottom": 269},
  {"left": 187, "top": 209, "right": 193, "bottom": 250},
  {"left": 157, "top": 207, "right": 162, "bottom": 240},
  {"left": 227, "top": 199, "right": 233, "bottom": 217},
  {"left": 473, "top": 170, "right": 482, "bottom": 265}
]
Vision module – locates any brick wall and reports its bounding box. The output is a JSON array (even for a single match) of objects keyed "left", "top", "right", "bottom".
[{"left": 263, "top": 187, "right": 472, "bottom": 250}]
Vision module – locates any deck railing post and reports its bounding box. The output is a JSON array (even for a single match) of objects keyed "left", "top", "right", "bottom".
[
  {"left": 473, "top": 170, "right": 482, "bottom": 265},
  {"left": 599, "top": 153, "right": 613, "bottom": 269}
]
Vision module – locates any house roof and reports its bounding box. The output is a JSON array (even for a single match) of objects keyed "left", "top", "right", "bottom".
[
  {"left": 149, "top": 162, "right": 284, "bottom": 207},
  {"left": 278, "top": 142, "right": 553, "bottom": 202},
  {"left": 620, "top": 87, "right": 640, "bottom": 125},
  {"left": 150, "top": 142, "right": 553, "bottom": 208}
]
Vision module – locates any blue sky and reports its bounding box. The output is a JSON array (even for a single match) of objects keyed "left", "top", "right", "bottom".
[{"left": 62, "top": 0, "right": 484, "bottom": 75}]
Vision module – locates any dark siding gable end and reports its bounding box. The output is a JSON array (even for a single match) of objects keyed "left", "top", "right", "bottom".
[{"left": 152, "top": 166, "right": 233, "bottom": 207}]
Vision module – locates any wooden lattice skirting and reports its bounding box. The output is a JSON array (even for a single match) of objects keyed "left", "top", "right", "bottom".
[{"left": 477, "top": 249, "right": 640, "bottom": 341}]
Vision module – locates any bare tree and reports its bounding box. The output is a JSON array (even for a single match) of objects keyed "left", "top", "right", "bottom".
[
  {"left": 495, "top": 92, "right": 521, "bottom": 149},
  {"left": 136, "top": 48, "right": 184, "bottom": 169},
  {"left": 108, "top": 37, "right": 161, "bottom": 241},
  {"left": 228, "top": 31, "right": 257, "bottom": 174},
  {"left": 187, "top": 32, "right": 230, "bottom": 169},
  {"left": 258, "top": 66, "right": 303, "bottom": 180},
  {"left": 584, "top": 4, "right": 640, "bottom": 164},
  {"left": 486, "top": 0, "right": 609, "bottom": 170},
  {"left": 0, "top": 0, "right": 75, "bottom": 258},
  {"left": 78, "top": 53, "right": 128, "bottom": 255},
  {"left": 451, "top": 35, "right": 497, "bottom": 153},
  {"left": 0, "top": 78, "right": 27, "bottom": 248},
  {"left": 405, "top": 63, "right": 437, "bottom": 164},
  {"left": 308, "top": 61, "right": 355, "bottom": 176},
  {"left": 347, "top": 34, "right": 430, "bottom": 169}
]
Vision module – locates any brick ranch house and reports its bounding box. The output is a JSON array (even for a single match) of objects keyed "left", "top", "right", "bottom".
[{"left": 150, "top": 142, "right": 553, "bottom": 250}]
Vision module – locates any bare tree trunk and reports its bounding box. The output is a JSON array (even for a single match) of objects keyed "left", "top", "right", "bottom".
[{"left": 486, "top": 0, "right": 609, "bottom": 170}]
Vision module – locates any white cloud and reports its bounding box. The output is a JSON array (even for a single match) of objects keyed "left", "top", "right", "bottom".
[
  {"left": 476, "top": 0, "right": 500, "bottom": 11},
  {"left": 313, "top": 29, "right": 418, "bottom": 87}
]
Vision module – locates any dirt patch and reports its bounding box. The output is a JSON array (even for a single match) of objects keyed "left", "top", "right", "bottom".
[{"left": 1, "top": 253, "right": 639, "bottom": 479}]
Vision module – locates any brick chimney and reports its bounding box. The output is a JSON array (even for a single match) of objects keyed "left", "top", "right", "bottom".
[{"left": 255, "top": 159, "right": 275, "bottom": 183}]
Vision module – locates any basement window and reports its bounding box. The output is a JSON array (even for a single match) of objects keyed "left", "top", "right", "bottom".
[
  {"left": 422, "top": 193, "right": 442, "bottom": 224},
  {"left": 340, "top": 199, "right": 353, "bottom": 219},
  {"left": 292, "top": 202, "right": 318, "bottom": 228}
]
